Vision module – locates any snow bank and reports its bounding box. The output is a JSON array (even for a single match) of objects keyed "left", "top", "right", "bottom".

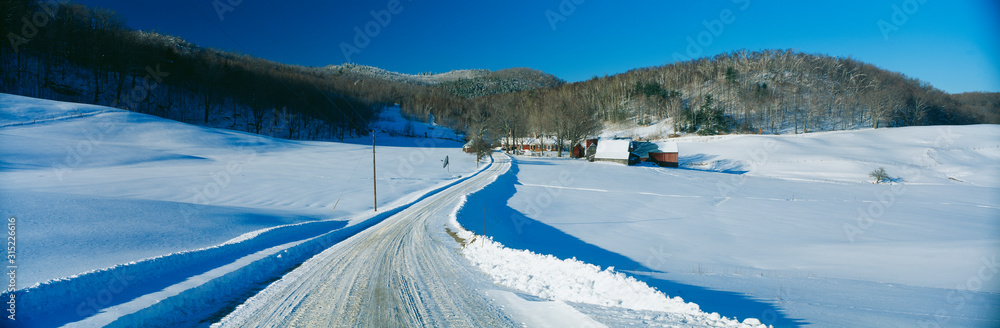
[
  {"left": 448, "top": 156, "right": 768, "bottom": 327},
  {"left": 464, "top": 234, "right": 696, "bottom": 312},
  {"left": 455, "top": 231, "right": 766, "bottom": 327}
]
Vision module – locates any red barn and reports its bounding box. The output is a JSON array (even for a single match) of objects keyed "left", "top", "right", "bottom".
[{"left": 648, "top": 142, "right": 679, "bottom": 167}]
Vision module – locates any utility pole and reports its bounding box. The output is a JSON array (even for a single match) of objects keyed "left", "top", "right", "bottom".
[{"left": 372, "top": 130, "right": 377, "bottom": 212}]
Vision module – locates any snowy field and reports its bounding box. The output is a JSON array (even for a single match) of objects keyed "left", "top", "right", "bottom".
[
  {"left": 0, "top": 94, "right": 486, "bottom": 325},
  {"left": 0, "top": 93, "right": 476, "bottom": 286},
  {"left": 0, "top": 94, "right": 770, "bottom": 327},
  {"left": 457, "top": 126, "right": 1000, "bottom": 327},
  {"left": 3, "top": 92, "right": 998, "bottom": 327}
]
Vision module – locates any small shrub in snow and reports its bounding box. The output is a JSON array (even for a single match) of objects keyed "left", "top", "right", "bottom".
[{"left": 870, "top": 167, "right": 890, "bottom": 184}]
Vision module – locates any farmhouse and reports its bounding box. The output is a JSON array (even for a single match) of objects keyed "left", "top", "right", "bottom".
[
  {"left": 527, "top": 137, "right": 559, "bottom": 152},
  {"left": 501, "top": 136, "right": 563, "bottom": 154}
]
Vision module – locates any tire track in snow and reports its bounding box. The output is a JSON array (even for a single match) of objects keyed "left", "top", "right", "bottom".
[
  {"left": 216, "top": 155, "right": 519, "bottom": 327},
  {"left": 40, "top": 154, "right": 497, "bottom": 327}
]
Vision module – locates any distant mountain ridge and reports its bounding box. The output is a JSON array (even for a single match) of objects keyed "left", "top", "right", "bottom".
[
  {"left": 437, "top": 67, "right": 566, "bottom": 98},
  {"left": 326, "top": 64, "right": 565, "bottom": 98},
  {"left": 325, "top": 63, "right": 491, "bottom": 86}
]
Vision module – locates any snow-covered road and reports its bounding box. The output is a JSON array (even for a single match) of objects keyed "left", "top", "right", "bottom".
[{"left": 216, "top": 155, "right": 519, "bottom": 327}]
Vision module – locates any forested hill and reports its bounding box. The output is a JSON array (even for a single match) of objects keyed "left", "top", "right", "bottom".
[
  {"left": 324, "top": 63, "right": 491, "bottom": 86},
  {"left": 466, "top": 50, "right": 999, "bottom": 142},
  {"left": 435, "top": 68, "right": 565, "bottom": 98}
]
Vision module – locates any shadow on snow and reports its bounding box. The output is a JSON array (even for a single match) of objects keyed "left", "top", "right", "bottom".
[
  {"left": 678, "top": 153, "right": 749, "bottom": 175},
  {"left": 457, "top": 156, "right": 804, "bottom": 327}
]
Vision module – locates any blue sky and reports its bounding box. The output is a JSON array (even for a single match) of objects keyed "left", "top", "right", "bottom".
[{"left": 75, "top": 0, "right": 1000, "bottom": 93}]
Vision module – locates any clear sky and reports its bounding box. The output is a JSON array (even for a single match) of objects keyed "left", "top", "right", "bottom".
[{"left": 74, "top": 0, "right": 1000, "bottom": 94}]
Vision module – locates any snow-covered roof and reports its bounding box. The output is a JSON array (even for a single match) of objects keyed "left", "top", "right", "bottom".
[
  {"left": 658, "top": 142, "right": 678, "bottom": 153},
  {"left": 594, "top": 140, "right": 631, "bottom": 160},
  {"left": 528, "top": 137, "right": 557, "bottom": 145}
]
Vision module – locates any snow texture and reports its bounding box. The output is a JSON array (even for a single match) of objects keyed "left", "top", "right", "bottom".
[
  {"left": 0, "top": 93, "right": 484, "bottom": 326},
  {"left": 450, "top": 155, "right": 770, "bottom": 327},
  {"left": 475, "top": 125, "right": 1000, "bottom": 327},
  {"left": 3, "top": 92, "right": 997, "bottom": 327}
]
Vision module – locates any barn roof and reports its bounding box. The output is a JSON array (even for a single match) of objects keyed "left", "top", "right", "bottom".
[
  {"left": 594, "top": 139, "right": 631, "bottom": 160},
  {"left": 658, "top": 142, "right": 678, "bottom": 153},
  {"left": 527, "top": 137, "right": 557, "bottom": 145}
]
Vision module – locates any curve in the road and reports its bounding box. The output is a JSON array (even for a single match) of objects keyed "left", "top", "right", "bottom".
[
  {"left": 48, "top": 154, "right": 505, "bottom": 328},
  {"left": 216, "top": 154, "right": 519, "bottom": 327}
]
